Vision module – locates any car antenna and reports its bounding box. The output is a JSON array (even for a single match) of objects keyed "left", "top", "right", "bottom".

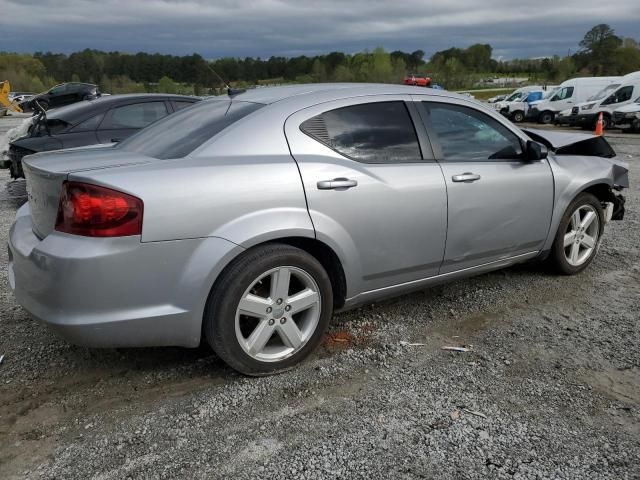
[{"left": 205, "top": 63, "right": 246, "bottom": 98}]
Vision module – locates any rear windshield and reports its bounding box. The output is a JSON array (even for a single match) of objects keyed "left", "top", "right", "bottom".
[{"left": 117, "top": 99, "right": 263, "bottom": 159}]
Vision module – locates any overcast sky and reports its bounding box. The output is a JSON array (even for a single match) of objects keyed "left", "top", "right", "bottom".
[{"left": 1, "top": 0, "right": 639, "bottom": 60}]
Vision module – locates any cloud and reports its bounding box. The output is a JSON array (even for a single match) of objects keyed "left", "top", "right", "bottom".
[{"left": 1, "top": 0, "right": 639, "bottom": 59}]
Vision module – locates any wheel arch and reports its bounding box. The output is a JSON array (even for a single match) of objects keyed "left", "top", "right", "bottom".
[{"left": 201, "top": 235, "right": 348, "bottom": 340}]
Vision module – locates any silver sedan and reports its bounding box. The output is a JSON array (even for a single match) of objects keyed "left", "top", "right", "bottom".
[{"left": 8, "top": 84, "right": 628, "bottom": 375}]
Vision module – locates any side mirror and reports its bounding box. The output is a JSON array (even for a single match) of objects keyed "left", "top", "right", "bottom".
[{"left": 526, "top": 140, "right": 548, "bottom": 161}]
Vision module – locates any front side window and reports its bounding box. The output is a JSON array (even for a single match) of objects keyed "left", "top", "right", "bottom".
[
  {"left": 300, "top": 101, "right": 421, "bottom": 163},
  {"left": 604, "top": 85, "right": 634, "bottom": 104},
  {"left": 551, "top": 86, "right": 574, "bottom": 101},
  {"left": 425, "top": 102, "right": 523, "bottom": 161}
]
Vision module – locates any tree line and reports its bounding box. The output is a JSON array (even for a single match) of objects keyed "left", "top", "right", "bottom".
[{"left": 1, "top": 24, "right": 638, "bottom": 95}]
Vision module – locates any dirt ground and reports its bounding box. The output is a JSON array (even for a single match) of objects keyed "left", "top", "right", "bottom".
[{"left": 0, "top": 115, "right": 638, "bottom": 479}]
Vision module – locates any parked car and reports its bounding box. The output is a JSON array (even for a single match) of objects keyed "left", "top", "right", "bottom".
[
  {"left": 20, "top": 82, "right": 101, "bottom": 112},
  {"left": 530, "top": 76, "right": 620, "bottom": 124},
  {"left": 613, "top": 96, "right": 640, "bottom": 132},
  {"left": 403, "top": 74, "right": 431, "bottom": 87},
  {"left": 562, "top": 83, "right": 621, "bottom": 127},
  {"left": 487, "top": 94, "right": 506, "bottom": 103},
  {"left": 8, "top": 91, "right": 36, "bottom": 102},
  {"left": 4, "top": 94, "right": 201, "bottom": 178},
  {"left": 8, "top": 84, "right": 628, "bottom": 376},
  {"left": 570, "top": 71, "right": 640, "bottom": 129}
]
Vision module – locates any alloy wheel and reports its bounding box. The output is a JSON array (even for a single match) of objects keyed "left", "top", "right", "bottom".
[
  {"left": 563, "top": 205, "right": 600, "bottom": 267},
  {"left": 235, "top": 266, "right": 321, "bottom": 362}
]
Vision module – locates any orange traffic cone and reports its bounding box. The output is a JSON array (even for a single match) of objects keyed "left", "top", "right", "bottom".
[{"left": 594, "top": 112, "right": 604, "bottom": 136}]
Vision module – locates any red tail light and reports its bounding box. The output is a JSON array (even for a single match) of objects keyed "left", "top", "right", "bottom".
[{"left": 55, "top": 181, "right": 143, "bottom": 237}]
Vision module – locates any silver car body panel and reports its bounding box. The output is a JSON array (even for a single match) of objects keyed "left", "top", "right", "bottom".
[
  {"left": 9, "top": 83, "right": 629, "bottom": 348},
  {"left": 284, "top": 94, "right": 447, "bottom": 294}
]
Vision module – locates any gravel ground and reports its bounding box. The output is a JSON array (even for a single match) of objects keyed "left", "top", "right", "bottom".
[{"left": 0, "top": 115, "right": 638, "bottom": 479}]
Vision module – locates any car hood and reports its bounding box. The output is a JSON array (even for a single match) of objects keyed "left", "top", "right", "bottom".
[
  {"left": 523, "top": 128, "right": 600, "bottom": 149},
  {"left": 524, "top": 128, "right": 628, "bottom": 188}
]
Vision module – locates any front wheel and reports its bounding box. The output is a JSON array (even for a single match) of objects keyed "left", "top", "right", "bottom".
[
  {"left": 512, "top": 111, "right": 525, "bottom": 123},
  {"left": 549, "top": 193, "right": 604, "bottom": 275},
  {"left": 204, "top": 244, "right": 333, "bottom": 375}
]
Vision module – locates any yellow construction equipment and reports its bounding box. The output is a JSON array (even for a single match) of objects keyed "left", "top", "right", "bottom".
[{"left": 0, "top": 80, "right": 24, "bottom": 113}]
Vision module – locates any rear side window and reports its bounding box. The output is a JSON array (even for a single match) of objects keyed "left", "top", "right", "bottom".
[
  {"left": 425, "top": 102, "right": 523, "bottom": 161},
  {"left": 172, "top": 100, "right": 196, "bottom": 111},
  {"left": 300, "top": 101, "right": 421, "bottom": 163},
  {"left": 70, "top": 113, "right": 105, "bottom": 132},
  {"left": 118, "top": 100, "right": 262, "bottom": 159},
  {"left": 104, "top": 102, "right": 168, "bottom": 129}
]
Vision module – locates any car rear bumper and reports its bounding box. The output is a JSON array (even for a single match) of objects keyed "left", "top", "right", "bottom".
[{"left": 8, "top": 204, "right": 243, "bottom": 348}]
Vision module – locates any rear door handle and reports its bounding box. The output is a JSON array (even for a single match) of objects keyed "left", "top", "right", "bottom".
[
  {"left": 452, "top": 172, "right": 481, "bottom": 183},
  {"left": 317, "top": 178, "right": 358, "bottom": 190}
]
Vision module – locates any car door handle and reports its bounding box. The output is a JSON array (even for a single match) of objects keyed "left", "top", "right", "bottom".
[
  {"left": 111, "top": 138, "right": 122, "bottom": 143},
  {"left": 317, "top": 178, "right": 358, "bottom": 190},
  {"left": 452, "top": 172, "right": 481, "bottom": 183}
]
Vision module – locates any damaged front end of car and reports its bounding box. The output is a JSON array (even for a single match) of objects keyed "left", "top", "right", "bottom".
[{"left": 524, "top": 128, "right": 628, "bottom": 221}]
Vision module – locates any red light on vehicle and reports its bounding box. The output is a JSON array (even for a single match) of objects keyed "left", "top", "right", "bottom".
[{"left": 55, "top": 181, "right": 143, "bottom": 237}]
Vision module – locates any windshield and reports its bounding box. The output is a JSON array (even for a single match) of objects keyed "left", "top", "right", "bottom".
[
  {"left": 117, "top": 99, "right": 263, "bottom": 159},
  {"left": 587, "top": 84, "right": 621, "bottom": 102},
  {"left": 505, "top": 92, "right": 524, "bottom": 102},
  {"left": 551, "top": 86, "right": 574, "bottom": 101},
  {"left": 544, "top": 87, "right": 560, "bottom": 99}
]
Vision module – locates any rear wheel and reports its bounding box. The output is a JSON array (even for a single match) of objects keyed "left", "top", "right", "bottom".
[
  {"left": 539, "top": 111, "right": 554, "bottom": 124},
  {"left": 204, "top": 244, "right": 333, "bottom": 375},
  {"left": 549, "top": 193, "right": 604, "bottom": 275}
]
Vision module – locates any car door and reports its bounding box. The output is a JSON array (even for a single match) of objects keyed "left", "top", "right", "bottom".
[
  {"left": 285, "top": 96, "right": 448, "bottom": 294},
  {"left": 96, "top": 101, "right": 169, "bottom": 143},
  {"left": 417, "top": 99, "right": 554, "bottom": 273}
]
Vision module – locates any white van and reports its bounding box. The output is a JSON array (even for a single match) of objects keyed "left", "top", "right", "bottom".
[
  {"left": 492, "top": 86, "right": 544, "bottom": 115},
  {"left": 531, "top": 76, "right": 620, "bottom": 124},
  {"left": 571, "top": 71, "right": 640, "bottom": 129},
  {"left": 504, "top": 86, "right": 559, "bottom": 122}
]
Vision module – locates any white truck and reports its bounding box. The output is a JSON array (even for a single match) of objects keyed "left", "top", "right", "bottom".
[
  {"left": 570, "top": 71, "right": 640, "bottom": 129},
  {"left": 530, "top": 76, "right": 620, "bottom": 124}
]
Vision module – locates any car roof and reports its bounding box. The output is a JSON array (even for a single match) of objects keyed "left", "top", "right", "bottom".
[
  {"left": 231, "top": 83, "right": 460, "bottom": 105},
  {"left": 46, "top": 94, "right": 200, "bottom": 121}
]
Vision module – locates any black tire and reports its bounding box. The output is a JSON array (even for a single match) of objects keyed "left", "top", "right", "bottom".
[
  {"left": 539, "top": 111, "right": 554, "bottom": 124},
  {"left": 548, "top": 192, "right": 604, "bottom": 275},
  {"left": 204, "top": 243, "right": 333, "bottom": 376},
  {"left": 512, "top": 111, "right": 525, "bottom": 123}
]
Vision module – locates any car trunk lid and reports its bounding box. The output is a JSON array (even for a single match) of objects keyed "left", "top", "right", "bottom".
[{"left": 23, "top": 148, "right": 153, "bottom": 238}]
